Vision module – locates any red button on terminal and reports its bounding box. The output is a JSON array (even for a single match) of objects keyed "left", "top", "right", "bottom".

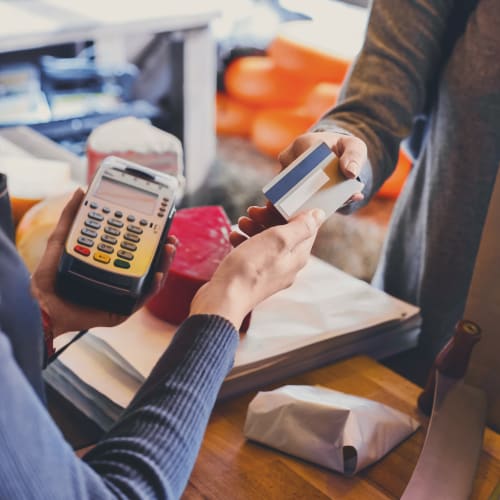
[{"left": 74, "top": 245, "right": 91, "bottom": 256}]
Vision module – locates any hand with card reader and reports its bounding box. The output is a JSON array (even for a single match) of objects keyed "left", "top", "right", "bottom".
[
  {"left": 31, "top": 157, "right": 179, "bottom": 338},
  {"left": 231, "top": 137, "right": 366, "bottom": 245},
  {"left": 30, "top": 154, "right": 324, "bottom": 342},
  {"left": 0, "top": 154, "right": 325, "bottom": 497}
]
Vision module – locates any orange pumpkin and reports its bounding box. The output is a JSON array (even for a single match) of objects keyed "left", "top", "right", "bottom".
[
  {"left": 224, "top": 56, "right": 313, "bottom": 107},
  {"left": 216, "top": 92, "right": 257, "bottom": 137},
  {"left": 376, "top": 149, "right": 412, "bottom": 199},
  {"left": 251, "top": 108, "right": 316, "bottom": 158},
  {"left": 303, "top": 82, "right": 341, "bottom": 119}
]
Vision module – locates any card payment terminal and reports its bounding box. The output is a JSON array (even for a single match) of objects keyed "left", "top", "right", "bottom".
[{"left": 56, "top": 156, "right": 178, "bottom": 314}]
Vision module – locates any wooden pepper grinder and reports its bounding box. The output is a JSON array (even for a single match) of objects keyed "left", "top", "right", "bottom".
[{"left": 417, "top": 319, "right": 482, "bottom": 415}]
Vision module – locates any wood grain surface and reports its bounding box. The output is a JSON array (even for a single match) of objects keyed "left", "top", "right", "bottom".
[
  {"left": 51, "top": 355, "right": 499, "bottom": 499},
  {"left": 182, "top": 356, "right": 500, "bottom": 500}
]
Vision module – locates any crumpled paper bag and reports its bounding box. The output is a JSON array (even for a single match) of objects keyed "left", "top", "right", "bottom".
[{"left": 244, "top": 385, "right": 420, "bottom": 475}]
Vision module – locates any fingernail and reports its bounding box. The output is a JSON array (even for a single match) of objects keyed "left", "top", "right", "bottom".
[
  {"left": 311, "top": 209, "right": 326, "bottom": 225},
  {"left": 345, "top": 161, "right": 359, "bottom": 178}
]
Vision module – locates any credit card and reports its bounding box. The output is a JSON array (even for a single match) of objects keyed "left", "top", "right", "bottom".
[{"left": 263, "top": 142, "right": 364, "bottom": 221}]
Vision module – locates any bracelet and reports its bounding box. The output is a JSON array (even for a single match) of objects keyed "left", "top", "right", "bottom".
[{"left": 40, "top": 307, "right": 55, "bottom": 356}]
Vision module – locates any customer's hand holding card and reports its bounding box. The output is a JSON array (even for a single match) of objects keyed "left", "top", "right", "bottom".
[
  {"left": 230, "top": 142, "right": 364, "bottom": 246},
  {"left": 263, "top": 141, "right": 364, "bottom": 221}
]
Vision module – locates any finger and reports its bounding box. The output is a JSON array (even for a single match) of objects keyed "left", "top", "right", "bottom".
[
  {"left": 273, "top": 208, "right": 325, "bottom": 251},
  {"left": 163, "top": 242, "right": 177, "bottom": 267},
  {"left": 229, "top": 230, "right": 247, "bottom": 247},
  {"left": 47, "top": 188, "right": 85, "bottom": 246},
  {"left": 151, "top": 272, "right": 165, "bottom": 297},
  {"left": 278, "top": 134, "right": 317, "bottom": 168},
  {"left": 346, "top": 192, "right": 365, "bottom": 204},
  {"left": 146, "top": 241, "right": 177, "bottom": 301},
  {"left": 158, "top": 239, "right": 177, "bottom": 274},
  {"left": 336, "top": 136, "right": 367, "bottom": 178},
  {"left": 247, "top": 202, "right": 286, "bottom": 227},
  {"left": 237, "top": 216, "right": 265, "bottom": 238},
  {"left": 277, "top": 143, "right": 297, "bottom": 169},
  {"left": 166, "top": 234, "right": 179, "bottom": 246},
  {"left": 278, "top": 132, "right": 343, "bottom": 169}
]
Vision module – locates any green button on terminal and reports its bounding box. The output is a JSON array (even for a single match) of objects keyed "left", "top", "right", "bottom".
[{"left": 114, "top": 259, "right": 131, "bottom": 269}]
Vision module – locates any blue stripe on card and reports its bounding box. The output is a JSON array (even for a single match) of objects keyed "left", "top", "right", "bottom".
[{"left": 264, "top": 142, "right": 332, "bottom": 203}]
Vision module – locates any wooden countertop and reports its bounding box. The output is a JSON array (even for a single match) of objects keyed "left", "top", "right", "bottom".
[
  {"left": 182, "top": 356, "right": 500, "bottom": 499},
  {"left": 53, "top": 355, "right": 499, "bottom": 499}
]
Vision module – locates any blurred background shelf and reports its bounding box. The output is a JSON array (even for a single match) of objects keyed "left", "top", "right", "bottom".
[{"left": 0, "top": 0, "right": 219, "bottom": 195}]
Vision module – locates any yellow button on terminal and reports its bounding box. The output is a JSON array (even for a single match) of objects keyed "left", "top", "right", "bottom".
[{"left": 93, "top": 251, "right": 111, "bottom": 264}]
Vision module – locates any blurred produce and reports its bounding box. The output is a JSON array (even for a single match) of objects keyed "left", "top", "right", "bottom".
[
  {"left": 224, "top": 55, "right": 313, "bottom": 107},
  {"left": 217, "top": 16, "right": 356, "bottom": 158},
  {"left": 268, "top": 25, "right": 350, "bottom": 84},
  {"left": 251, "top": 108, "right": 316, "bottom": 158},
  {"left": 303, "top": 82, "right": 341, "bottom": 119},
  {"left": 16, "top": 192, "right": 73, "bottom": 273},
  {"left": 216, "top": 8, "right": 411, "bottom": 200},
  {"left": 216, "top": 92, "right": 258, "bottom": 137},
  {"left": 0, "top": 156, "right": 76, "bottom": 226}
]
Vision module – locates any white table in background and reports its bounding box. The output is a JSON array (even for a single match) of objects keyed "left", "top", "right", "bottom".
[{"left": 0, "top": 0, "right": 220, "bottom": 194}]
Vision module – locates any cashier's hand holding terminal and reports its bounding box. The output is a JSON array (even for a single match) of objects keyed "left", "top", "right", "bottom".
[{"left": 31, "top": 157, "right": 179, "bottom": 337}]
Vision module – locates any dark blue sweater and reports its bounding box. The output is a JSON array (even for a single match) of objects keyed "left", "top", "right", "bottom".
[{"left": 0, "top": 174, "right": 239, "bottom": 499}]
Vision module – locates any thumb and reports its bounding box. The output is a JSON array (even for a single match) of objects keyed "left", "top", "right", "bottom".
[
  {"left": 286, "top": 208, "right": 326, "bottom": 250},
  {"left": 47, "top": 188, "right": 85, "bottom": 247},
  {"left": 336, "top": 135, "right": 367, "bottom": 179}
]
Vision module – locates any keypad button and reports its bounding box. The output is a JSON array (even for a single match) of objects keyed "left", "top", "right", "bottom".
[
  {"left": 102, "top": 207, "right": 111, "bottom": 214},
  {"left": 117, "top": 249, "right": 134, "bottom": 261},
  {"left": 162, "top": 197, "right": 169, "bottom": 203},
  {"left": 74, "top": 245, "right": 90, "bottom": 256},
  {"left": 161, "top": 201, "right": 167, "bottom": 207},
  {"left": 85, "top": 219, "right": 101, "bottom": 230},
  {"left": 108, "top": 218, "right": 124, "bottom": 228},
  {"left": 114, "top": 210, "right": 123, "bottom": 218},
  {"left": 97, "top": 243, "right": 114, "bottom": 254},
  {"left": 139, "top": 218, "right": 148, "bottom": 226},
  {"left": 127, "top": 224, "right": 143, "bottom": 235},
  {"left": 93, "top": 252, "right": 111, "bottom": 264},
  {"left": 114, "top": 259, "right": 131, "bottom": 269},
  {"left": 101, "top": 234, "right": 118, "bottom": 245},
  {"left": 121, "top": 241, "right": 137, "bottom": 252},
  {"left": 88, "top": 211, "right": 104, "bottom": 221},
  {"left": 104, "top": 226, "right": 121, "bottom": 236},
  {"left": 90, "top": 202, "right": 98, "bottom": 209},
  {"left": 159, "top": 207, "right": 166, "bottom": 213},
  {"left": 124, "top": 232, "right": 140, "bottom": 243},
  {"left": 127, "top": 214, "right": 136, "bottom": 222},
  {"left": 77, "top": 236, "right": 94, "bottom": 247},
  {"left": 157, "top": 212, "right": 164, "bottom": 217},
  {"left": 81, "top": 227, "right": 98, "bottom": 238}
]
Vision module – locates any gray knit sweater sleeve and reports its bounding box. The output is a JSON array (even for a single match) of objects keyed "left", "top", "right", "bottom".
[
  {"left": 314, "top": 0, "right": 455, "bottom": 199},
  {"left": 0, "top": 315, "right": 238, "bottom": 500}
]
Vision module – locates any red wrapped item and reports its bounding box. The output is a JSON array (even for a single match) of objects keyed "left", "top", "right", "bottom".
[{"left": 146, "top": 206, "right": 251, "bottom": 331}]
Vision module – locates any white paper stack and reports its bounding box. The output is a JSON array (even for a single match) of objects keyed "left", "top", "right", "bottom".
[{"left": 44, "top": 256, "right": 421, "bottom": 431}]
